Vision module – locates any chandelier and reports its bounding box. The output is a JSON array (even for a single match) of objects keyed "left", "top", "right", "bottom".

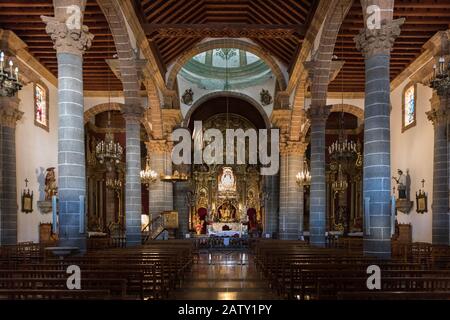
[
  {"left": 95, "top": 126, "right": 123, "bottom": 165},
  {"left": 160, "top": 170, "right": 189, "bottom": 183},
  {"left": 0, "top": 51, "right": 22, "bottom": 97},
  {"left": 332, "top": 164, "right": 348, "bottom": 195},
  {"left": 140, "top": 158, "right": 158, "bottom": 187},
  {"left": 429, "top": 37, "right": 450, "bottom": 94},
  {"left": 106, "top": 178, "right": 122, "bottom": 192},
  {"left": 296, "top": 159, "right": 311, "bottom": 187}
]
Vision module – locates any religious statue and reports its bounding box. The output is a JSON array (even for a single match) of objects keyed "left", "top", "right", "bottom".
[
  {"left": 393, "top": 169, "right": 413, "bottom": 214},
  {"left": 218, "top": 167, "right": 236, "bottom": 193},
  {"left": 392, "top": 169, "right": 407, "bottom": 199},
  {"left": 44, "top": 167, "right": 57, "bottom": 200},
  {"left": 219, "top": 202, "right": 235, "bottom": 222}
]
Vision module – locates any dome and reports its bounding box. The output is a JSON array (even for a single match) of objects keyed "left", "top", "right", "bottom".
[{"left": 179, "top": 48, "right": 273, "bottom": 90}]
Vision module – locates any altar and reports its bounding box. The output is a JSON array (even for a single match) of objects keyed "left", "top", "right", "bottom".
[{"left": 207, "top": 222, "right": 247, "bottom": 237}]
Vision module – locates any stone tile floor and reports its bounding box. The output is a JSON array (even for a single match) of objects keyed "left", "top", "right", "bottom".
[{"left": 169, "top": 251, "right": 279, "bottom": 300}]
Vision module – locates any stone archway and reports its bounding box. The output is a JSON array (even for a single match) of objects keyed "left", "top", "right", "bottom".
[
  {"left": 84, "top": 102, "right": 152, "bottom": 139},
  {"left": 167, "top": 39, "right": 287, "bottom": 92},
  {"left": 301, "top": 103, "right": 364, "bottom": 134},
  {"left": 183, "top": 91, "right": 271, "bottom": 129}
]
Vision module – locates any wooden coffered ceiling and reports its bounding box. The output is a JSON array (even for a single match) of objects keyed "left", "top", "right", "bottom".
[
  {"left": 329, "top": 0, "right": 450, "bottom": 92},
  {"left": 1, "top": 0, "right": 449, "bottom": 93},
  {"left": 0, "top": 0, "right": 122, "bottom": 91},
  {"left": 135, "top": 0, "right": 318, "bottom": 68}
]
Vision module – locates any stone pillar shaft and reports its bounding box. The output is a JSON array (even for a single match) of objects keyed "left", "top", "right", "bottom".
[
  {"left": 279, "top": 141, "right": 305, "bottom": 240},
  {"left": 174, "top": 181, "right": 189, "bottom": 238},
  {"left": 264, "top": 173, "right": 279, "bottom": 237},
  {"left": 42, "top": 6, "right": 94, "bottom": 250},
  {"left": 307, "top": 106, "right": 330, "bottom": 247},
  {"left": 124, "top": 117, "right": 142, "bottom": 246},
  {"left": 147, "top": 140, "right": 173, "bottom": 221},
  {"left": 56, "top": 53, "right": 86, "bottom": 249},
  {"left": 355, "top": 17, "right": 404, "bottom": 258},
  {"left": 427, "top": 103, "right": 450, "bottom": 245},
  {"left": 0, "top": 126, "right": 17, "bottom": 244}
]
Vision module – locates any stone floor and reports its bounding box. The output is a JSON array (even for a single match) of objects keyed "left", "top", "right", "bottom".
[{"left": 169, "top": 250, "right": 279, "bottom": 300}]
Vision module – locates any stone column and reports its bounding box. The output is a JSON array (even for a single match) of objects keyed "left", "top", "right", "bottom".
[
  {"left": 174, "top": 179, "right": 190, "bottom": 238},
  {"left": 427, "top": 93, "right": 449, "bottom": 245},
  {"left": 279, "top": 141, "right": 306, "bottom": 239},
  {"left": 42, "top": 9, "right": 94, "bottom": 250},
  {"left": 355, "top": 15, "right": 404, "bottom": 258},
  {"left": 263, "top": 172, "right": 279, "bottom": 237},
  {"left": 123, "top": 111, "right": 143, "bottom": 246},
  {"left": 307, "top": 106, "right": 330, "bottom": 247},
  {"left": 147, "top": 140, "right": 173, "bottom": 221},
  {"left": 0, "top": 96, "right": 23, "bottom": 245}
]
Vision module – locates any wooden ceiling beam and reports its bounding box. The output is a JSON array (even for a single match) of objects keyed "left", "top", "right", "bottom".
[{"left": 143, "top": 23, "right": 306, "bottom": 38}]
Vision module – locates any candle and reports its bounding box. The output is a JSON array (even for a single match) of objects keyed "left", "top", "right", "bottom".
[
  {"left": 9, "top": 60, "right": 13, "bottom": 78},
  {"left": 0, "top": 51, "right": 3, "bottom": 73},
  {"left": 14, "top": 67, "right": 18, "bottom": 80}
]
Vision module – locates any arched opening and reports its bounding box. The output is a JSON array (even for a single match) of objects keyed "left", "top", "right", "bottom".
[
  {"left": 303, "top": 109, "right": 364, "bottom": 235},
  {"left": 84, "top": 110, "right": 149, "bottom": 238},
  {"left": 185, "top": 95, "right": 270, "bottom": 237}
]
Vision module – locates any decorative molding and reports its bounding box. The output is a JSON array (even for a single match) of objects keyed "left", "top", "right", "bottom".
[
  {"left": 0, "top": 96, "right": 23, "bottom": 127},
  {"left": 145, "top": 23, "right": 305, "bottom": 39},
  {"left": 280, "top": 140, "right": 308, "bottom": 156},
  {"left": 146, "top": 139, "right": 170, "bottom": 153},
  {"left": 427, "top": 108, "right": 448, "bottom": 126},
  {"left": 161, "top": 109, "right": 182, "bottom": 137},
  {"left": 41, "top": 16, "right": 94, "bottom": 56},
  {"left": 354, "top": 18, "right": 405, "bottom": 59},
  {"left": 306, "top": 105, "right": 331, "bottom": 122}
]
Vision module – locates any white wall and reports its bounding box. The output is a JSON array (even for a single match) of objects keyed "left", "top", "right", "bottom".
[
  {"left": 15, "top": 77, "right": 58, "bottom": 243},
  {"left": 391, "top": 80, "right": 434, "bottom": 243}
]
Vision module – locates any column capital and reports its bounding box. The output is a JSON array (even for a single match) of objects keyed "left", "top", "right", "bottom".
[
  {"left": 122, "top": 104, "right": 145, "bottom": 121},
  {"left": 0, "top": 96, "right": 23, "bottom": 128},
  {"left": 280, "top": 140, "right": 308, "bottom": 156},
  {"left": 306, "top": 105, "right": 331, "bottom": 122},
  {"left": 354, "top": 18, "right": 405, "bottom": 58},
  {"left": 41, "top": 16, "right": 94, "bottom": 56},
  {"left": 146, "top": 139, "right": 171, "bottom": 154},
  {"left": 427, "top": 108, "right": 448, "bottom": 126}
]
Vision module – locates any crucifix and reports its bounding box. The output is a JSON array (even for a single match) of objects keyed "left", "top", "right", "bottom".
[
  {"left": 24, "top": 178, "right": 29, "bottom": 188},
  {"left": 421, "top": 179, "right": 425, "bottom": 188}
]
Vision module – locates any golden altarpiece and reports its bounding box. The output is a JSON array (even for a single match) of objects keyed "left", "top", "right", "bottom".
[{"left": 189, "top": 114, "right": 264, "bottom": 235}]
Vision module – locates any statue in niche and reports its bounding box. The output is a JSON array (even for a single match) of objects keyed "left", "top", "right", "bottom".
[
  {"left": 218, "top": 202, "right": 236, "bottom": 222},
  {"left": 218, "top": 167, "right": 236, "bottom": 193},
  {"left": 44, "top": 167, "right": 57, "bottom": 200}
]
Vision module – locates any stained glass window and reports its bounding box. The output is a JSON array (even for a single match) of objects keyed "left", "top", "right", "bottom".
[
  {"left": 34, "top": 83, "right": 49, "bottom": 131},
  {"left": 402, "top": 84, "right": 416, "bottom": 132}
]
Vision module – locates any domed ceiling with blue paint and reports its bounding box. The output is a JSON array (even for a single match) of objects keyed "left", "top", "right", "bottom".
[{"left": 180, "top": 48, "right": 273, "bottom": 90}]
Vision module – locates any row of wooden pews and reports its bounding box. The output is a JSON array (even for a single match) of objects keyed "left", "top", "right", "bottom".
[
  {"left": 254, "top": 240, "right": 450, "bottom": 300},
  {"left": 0, "top": 240, "right": 194, "bottom": 300}
]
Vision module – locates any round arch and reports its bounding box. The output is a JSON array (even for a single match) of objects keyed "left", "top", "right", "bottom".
[
  {"left": 167, "top": 39, "right": 287, "bottom": 92},
  {"left": 183, "top": 91, "right": 271, "bottom": 129},
  {"left": 84, "top": 102, "right": 153, "bottom": 139},
  {"left": 302, "top": 103, "right": 364, "bottom": 135}
]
